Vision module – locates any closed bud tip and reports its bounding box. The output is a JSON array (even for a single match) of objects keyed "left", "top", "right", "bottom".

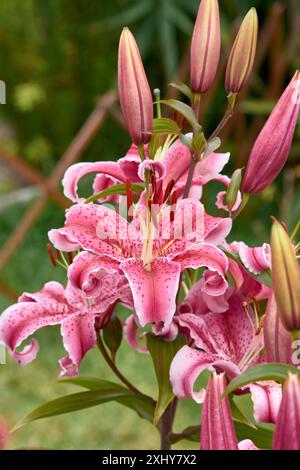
[
  {"left": 190, "top": 0, "right": 221, "bottom": 93},
  {"left": 118, "top": 28, "right": 153, "bottom": 145},
  {"left": 225, "top": 8, "right": 258, "bottom": 94},
  {"left": 242, "top": 71, "right": 300, "bottom": 194},
  {"left": 271, "top": 220, "right": 300, "bottom": 332}
]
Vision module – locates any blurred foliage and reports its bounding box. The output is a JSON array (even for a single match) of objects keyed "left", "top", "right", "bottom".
[{"left": 0, "top": 0, "right": 297, "bottom": 171}]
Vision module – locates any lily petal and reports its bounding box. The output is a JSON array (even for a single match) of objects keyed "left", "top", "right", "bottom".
[
  {"left": 120, "top": 258, "right": 181, "bottom": 326},
  {"left": 62, "top": 161, "right": 126, "bottom": 202},
  {"left": 0, "top": 298, "right": 68, "bottom": 365},
  {"left": 60, "top": 312, "right": 97, "bottom": 377},
  {"left": 238, "top": 439, "right": 259, "bottom": 450},
  {"left": 170, "top": 345, "right": 240, "bottom": 402},
  {"left": 249, "top": 382, "right": 282, "bottom": 424},
  {"left": 124, "top": 314, "right": 147, "bottom": 353},
  {"left": 239, "top": 242, "right": 271, "bottom": 274}
]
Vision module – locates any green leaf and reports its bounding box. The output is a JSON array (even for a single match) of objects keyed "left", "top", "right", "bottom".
[
  {"left": 225, "top": 363, "right": 300, "bottom": 397},
  {"left": 147, "top": 334, "right": 186, "bottom": 425},
  {"left": 168, "top": 422, "right": 273, "bottom": 449},
  {"left": 152, "top": 118, "right": 180, "bottom": 135},
  {"left": 234, "top": 422, "right": 274, "bottom": 450},
  {"left": 59, "top": 377, "right": 156, "bottom": 424},
  {"left": 169, "top": 81, "right": 193, "bottom": 100},
  {"left": 13, "top": 380, "right": 156, "bottom": 431},
  {"left": 85, "top": 183, "right": 144, "bottom": 204},
  {"left": 158, "top": 99, "right": 201, "bottom": 133},
  {"left": 148, "top": 134, "right": 166, "bottom": 159}
]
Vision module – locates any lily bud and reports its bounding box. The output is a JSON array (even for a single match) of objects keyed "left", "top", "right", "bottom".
[
  {"left": 273, "top": 373, "right": 300, "bottom": 450},
  {"left": 226, "top": 168, "right": 242, "bottom": 211},
  {"left": 200, "top": 373, "right": 239, "bottom": 450},
  {"left": 118, "top": 28, "right": 153, "bottom": 145},
  {"left": 225, "top": 8, "right": 258, "bottom": 94},
  {"left": 264, "top": 295, "right": 293, "bottom": 364},
  {"left": 271, "top": 220, "right": 300, "bottom": 332},
  {"left": 190, "top": 0, "right": 221, "bottom": 93},
  {"left": 103, "top": 314, "right": 123, "bottom": 360},
  {"left": 243, "top": 71, "right": 300, "bottom": 194}
]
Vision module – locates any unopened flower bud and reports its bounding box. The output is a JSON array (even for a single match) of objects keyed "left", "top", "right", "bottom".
[
  {"left": 190, "top": 0, "right": 221, "bottom": 93},
  {"left": 264, "top": 295, "right": 293, "bottom": 364},
  {"left": 118, "top": 28, "right": 153, "bottom": 145},
  {"left": 271, "top": 220, "right": 300, "bottom": 332},
  {"left": 242, "top": 72, "right": 300, "bottom": 194},
  {"left": 273, "top": 373, "right": 300, "bottom": 450},
  {"left": 103, "top": 314, "right": 123, "bottom": 360},
  {"left": 225, "top": 8, "right": 258, "bottom": 94},
  {"left": 226, "top": 168, "right": 242, "bottom": 211}
]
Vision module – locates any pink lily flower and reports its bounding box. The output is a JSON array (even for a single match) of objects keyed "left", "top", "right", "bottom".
[
  {"left": 0, "top": 277, "right": 132, "bottom": 377},
  {"left": 242, "top": 71, "right": 300, "bottom": 194},
  {"left": 62, "top": 137, "right": 230, "bottom": 203},
  {"left": 49, "top": 199, "right": 231, "bottom": 327},
  {"left": 169, "top": 282, "right": 265, "bottom": 401},
  {"left": 169, "top": 270, "right": 281, "bottom": 424},
  {"left": 273, "top": 373, "right": 300, "bottom": 450},
  {"left": 201, "top": 372, "right": 258, "bottom": 450}
]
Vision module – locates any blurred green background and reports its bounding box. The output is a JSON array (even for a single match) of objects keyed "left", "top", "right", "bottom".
[{"left": 0, "top": 0, "right": 299, "bottom": 449}]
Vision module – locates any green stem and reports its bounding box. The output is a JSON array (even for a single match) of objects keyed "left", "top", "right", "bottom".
[
  {"left": 192, "top": 93, "right": 201, "bottom": 122},
  {"left": 209, "top": 93, "right": 237, "bottom": 140},
  {"left": 96, "top": 331, "right": 141, "bottom": 395},
  {"left": 183, "top": 158, "right": 197, "bottom": 198},
  {"left": 160, "top": 400, "right": 177, "bottom": 450}
]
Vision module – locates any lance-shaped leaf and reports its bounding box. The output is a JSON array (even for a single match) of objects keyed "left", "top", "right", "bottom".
[
  {"left": 147, "top": 333, "right": 186, "bottom": 425},
  {"left": 13, "top": 380, "right": 156, "bottom": 430},
  {"left": 85, "top": 183, "right": 144, "bottom": 204},
  {"left": 271, "top": 220, "right": 300, "bottom": 331},
  {"left": 224, "top": 363, "right": 300, "bottom": 396},
  {"left": 158, "top": 99, "right": 201, "bottom": 133},
  {"left": 152, "top": 118, "right": 181, "bottom": 135},
  {"left": 169, "top": 81, "right": 193, "bottom": 100}
]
